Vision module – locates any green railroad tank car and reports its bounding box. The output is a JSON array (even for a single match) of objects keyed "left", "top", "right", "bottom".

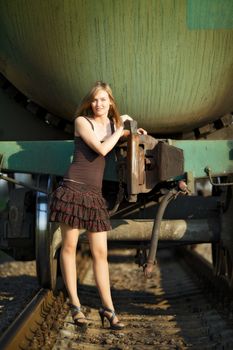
[
  {"left": 0, "top": 0, "right": 233, "bottom": 290},
  {"left": 0, "top": 0, "right": 233, "bottom": 136}
]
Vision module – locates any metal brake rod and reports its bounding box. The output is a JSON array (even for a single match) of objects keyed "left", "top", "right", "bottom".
[
  {"left": 204, "top": 167, "right": 233, "bottom": 186},
  {"left": 0, "top": 173, "right": 48, "bottom": 194}
]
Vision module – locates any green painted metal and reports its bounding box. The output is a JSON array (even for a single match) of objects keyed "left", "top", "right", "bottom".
[
  {"left": 0, "top": 140, "right": 232, "bottom": 180},
  {"left": 0, "top": 141, "right": 117, "bottom": 180},
  {"left": 187, "top": 0, "right": 233, "bottom": 29},
  {"left": 0, "top": 0, "right": 233, "bottom": 134},
  {"left": 171, "top": 140, "right": 233, "bottom": 178},
  {"left": 0, "top": 141, "right": 73, "bottom": 176}
]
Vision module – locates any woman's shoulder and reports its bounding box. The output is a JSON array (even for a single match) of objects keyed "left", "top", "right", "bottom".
[
  {"left": 75, "top": 115, "right": 93, "bottom": 121},
  {"left": 75, "top": 115, "right": 94, "bottom": 131},
  {"left": 75, "top": 115, "right": 94, "bottom": 124}
]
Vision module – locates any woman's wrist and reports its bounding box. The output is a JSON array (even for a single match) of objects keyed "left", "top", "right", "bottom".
[
  {"left": 117, "top": 124, "right": 124, "bottom": 131},
  {"left": 116, "top": 124, "right": 124, "bottom": 137}
]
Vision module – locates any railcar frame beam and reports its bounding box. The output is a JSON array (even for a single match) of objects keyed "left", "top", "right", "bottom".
[{"left": 0, "top": 140, "right": 232, "bottom": 184}]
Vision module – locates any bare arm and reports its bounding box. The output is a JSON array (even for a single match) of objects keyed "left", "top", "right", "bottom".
[
  {"left": 120, "top": 115, "right": 148, "bottom": 136},
  {"left": 75, "top": 117, "right": 124, "bottom": 156}
]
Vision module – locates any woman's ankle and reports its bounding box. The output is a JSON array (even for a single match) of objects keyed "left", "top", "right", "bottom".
[{"left": 69, "top": 298, "right": 81, "bottom": 307}]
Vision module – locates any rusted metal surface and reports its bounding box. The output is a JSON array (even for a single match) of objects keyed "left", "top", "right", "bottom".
[
  {"left": 119, "top": 126, "right": 184, "bottom": 201},
  {"left": 0, "top": 289, "right": 55, "bottom": 350},
  {"left": 126, "top": 134, "right": 140, "bottom": 202}
]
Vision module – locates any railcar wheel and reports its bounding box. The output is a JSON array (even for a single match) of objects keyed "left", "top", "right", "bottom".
[
  {"left": 212, "top": 182, "right": 233, "bottom": 288},
  {"left": 35, "top": 175, "right": 60, "bottom": 290},
  {"left": 224, "top": 248, "right": 233, "bottom": 288},
  {"left": 212, "top": 244, "right": 233, "bottom": 288},
  {"left": 212, "top": 243, "right": 225, "bottom": 277}
]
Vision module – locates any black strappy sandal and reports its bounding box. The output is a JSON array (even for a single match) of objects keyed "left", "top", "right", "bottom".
[
  {"left": 68, "top": 303, "right": 88, "bottom": 330},
  {"left": 99, "top": 307, "right": 124, "bottom": 330}
]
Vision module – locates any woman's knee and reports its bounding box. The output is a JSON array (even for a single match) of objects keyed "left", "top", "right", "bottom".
[
  {"left": 60, "top": 224, "right": 79, "bottom": 255},
  {"left": 61, "top": 241, "right": 77, "bottom": 255},
  {"left": 91, "top": 247, "right": 108, "bottom": 261}
]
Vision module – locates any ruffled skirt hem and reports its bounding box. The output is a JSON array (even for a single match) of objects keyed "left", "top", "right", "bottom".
[{"left": 49, "top": 181, "right": 111, "bottom": 232}]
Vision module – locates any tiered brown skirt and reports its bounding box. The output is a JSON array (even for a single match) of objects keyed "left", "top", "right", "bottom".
[{"left": 49, "top": 181, "right": 112, "bottom": 232}]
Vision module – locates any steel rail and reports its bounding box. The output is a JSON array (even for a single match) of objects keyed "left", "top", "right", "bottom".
[
  {"left": 0, "top": 289, "right": 57, "bottom": 350},
  {"left": 0, "top": 250, "right": 91, "bottom": 350},
  {"left": 179, "top": 247, "right": 231, "bottom": 294}
]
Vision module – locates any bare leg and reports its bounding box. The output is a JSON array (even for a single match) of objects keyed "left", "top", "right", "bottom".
[
  {"left": 88, "top": 231, "right": 113, "bottom": 307},
  {"left": 88, "top": 231, "right": 123, "bottom": 325},
  {"left": 60, "top": 223, "right": 81, "bottom": 307}
]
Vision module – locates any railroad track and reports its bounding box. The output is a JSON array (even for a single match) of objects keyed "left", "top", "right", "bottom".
[{"left": 1, "top": 246, "right": 233, "bottom": 350}]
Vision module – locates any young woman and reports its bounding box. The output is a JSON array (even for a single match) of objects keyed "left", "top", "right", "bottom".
[{"left": 50, "top": 81, "right": 147, "bottom": 330}]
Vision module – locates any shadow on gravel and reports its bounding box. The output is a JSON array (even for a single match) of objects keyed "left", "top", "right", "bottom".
[
  {"left": 0, "top": 274, "right": 39, "bottom": 336},
  {"left": 0, "top": 275, "right": 39, "bottom": 304},
  {"left": 78, "top": 282, "right": 172, "bottom": 316},
  {"left": 78, "top": 248, "right": 224, "bottom": 348},
  {"left": 107, "top": 254, "right": 135, "bottom": 264}
]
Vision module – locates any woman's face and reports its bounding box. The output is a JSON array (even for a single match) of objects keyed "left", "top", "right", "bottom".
[{"left": 91, "top": 89, "right": 111, "bottom": 117}]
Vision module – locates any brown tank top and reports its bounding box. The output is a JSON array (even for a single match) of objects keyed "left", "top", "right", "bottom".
[{"left": 64, "top": 117, "right": 114, "bottom": 189}]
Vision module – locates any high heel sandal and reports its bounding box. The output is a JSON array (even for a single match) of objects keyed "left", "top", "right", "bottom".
[
  {"left": 99, "top": 307, "right": 124, "bottom": 330},
  {"left": 68, "top": 303, "right": 88, "bottom": 329}
]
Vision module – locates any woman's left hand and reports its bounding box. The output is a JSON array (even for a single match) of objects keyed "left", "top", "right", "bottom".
[
  {"left": 120, "top": 114, "right": 133, "bottom": 123},
  {"left": 137, "top": 128, "right": 147, "bottom": 135}
]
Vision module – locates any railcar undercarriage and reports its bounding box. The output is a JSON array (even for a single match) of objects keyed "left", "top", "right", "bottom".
[{"left": 0, "top": 123, "right": 233, "bottom": 290}]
